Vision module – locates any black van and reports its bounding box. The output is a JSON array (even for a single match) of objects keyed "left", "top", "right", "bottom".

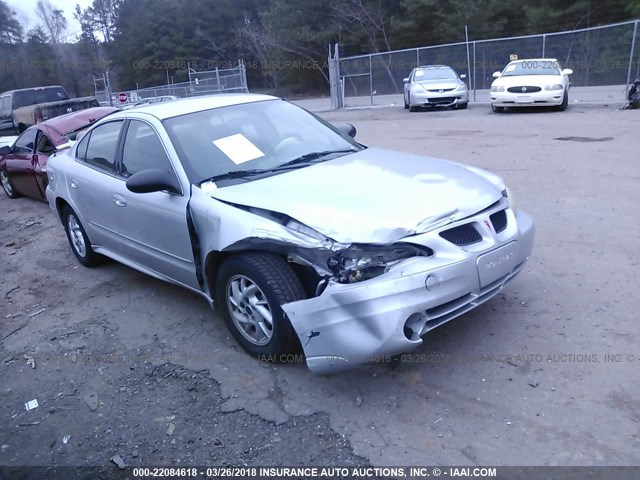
[{"left": 0, "top": 86, "right": 69, "bottom": 135}]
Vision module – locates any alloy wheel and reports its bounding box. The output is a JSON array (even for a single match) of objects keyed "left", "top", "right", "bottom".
[{"left": 226, "top": 274, "right": 274, "bottom": 346}]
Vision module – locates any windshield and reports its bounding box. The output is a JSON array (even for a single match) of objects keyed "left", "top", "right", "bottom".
[
  {"left": 414, "top": 67, "right": 457, "bottom": 81},
  {"left": 163, "top": 99, "right": 363, "bottom": 184},
  {"left": 502, "top": 60, "right": 561, "bottom": 77},
  {"left": 12, "top": 87, "right": 69, "bottom": 108}
]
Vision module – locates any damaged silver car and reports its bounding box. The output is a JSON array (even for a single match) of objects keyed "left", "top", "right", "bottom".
[{"left": 45, "top": 94, "right": 534, "bottom": 374}]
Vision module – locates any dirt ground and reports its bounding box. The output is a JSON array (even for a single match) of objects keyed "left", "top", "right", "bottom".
[{"left": 1, "top": 104, "right": 639, "bottom": 474}]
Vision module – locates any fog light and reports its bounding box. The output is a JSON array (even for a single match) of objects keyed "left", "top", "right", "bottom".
[
  {"left": 404, "top": 313, "right": 427, "bottom": 341},
  {"left": 425, "top": 275, "right": 439, "bottom": 291}
]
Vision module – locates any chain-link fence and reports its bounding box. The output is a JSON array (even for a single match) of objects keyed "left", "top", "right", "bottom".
[
  {"left": 337, "top": 20, "right": 640, "bottom": 107},
  {"left": 96, "top": 61, "right": 249, "bottom": 107}
]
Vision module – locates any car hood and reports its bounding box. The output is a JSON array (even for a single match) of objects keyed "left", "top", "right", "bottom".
[
  {"left": 208, "top": 148, "right": 502, "bottom": 244},
  {"left": 493, "top": 74, "right": 562, "bottom": 87},
  {"left": 413, "top": 80, "right": 460, "bottom": 90}
]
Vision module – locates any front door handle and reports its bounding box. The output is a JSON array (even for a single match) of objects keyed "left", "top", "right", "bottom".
[
  {"left": 113, "top": 194, "right": 127, "bottom": 207},
  {"left": 70, "top": 178, "right": 78, "bottom": 189}
]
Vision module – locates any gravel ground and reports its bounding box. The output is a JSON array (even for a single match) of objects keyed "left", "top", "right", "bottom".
[{"left": 0, "top": 103, "right": 639, "bottom": 475}]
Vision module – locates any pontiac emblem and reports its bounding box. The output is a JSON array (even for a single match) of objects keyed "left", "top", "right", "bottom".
[
  {"left": 521, "top": 87, "right": 527, "bottom": 93},
  {"left": 484, "top": 219, "right": 493, "bottom": 232}
]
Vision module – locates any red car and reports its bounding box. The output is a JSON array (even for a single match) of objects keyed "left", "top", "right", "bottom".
[{"left": 0, "top": 107, "right": 118, "bottom": 201}]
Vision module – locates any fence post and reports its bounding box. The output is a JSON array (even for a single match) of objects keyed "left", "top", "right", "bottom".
[
  {"left": 369, "top": 55, "right": 373, "bottom": 106},
  {"left": 626, "top": 20, "right": 639, "bottom": 100},
  {"left": 542, "top": 34, "right": 546, "bottom": 57},
  {"left": 416, "top": 48, "right": 419, "bottom": 67},
  {"left": 472, "top": 41, "right": 476, "bottom": 102}
]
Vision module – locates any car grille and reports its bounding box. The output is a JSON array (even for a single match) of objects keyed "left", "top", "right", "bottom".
[
  {"left": 439, "top": 224, "right": 482, "bottom": 246},
  {"left": 507, "top": 86, "right": 542, "bottom": 93},
  {"left": 427, "top": 97, "right": 458, "bottom": 103},
  {"left": 490, "top": 210, "right": 508, "bottom": 233},
  {"left": 427, "top": 88, "right": 455, "bottom": 93}
]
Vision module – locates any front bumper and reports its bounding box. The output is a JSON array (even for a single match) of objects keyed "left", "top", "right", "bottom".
[
  {"left": 282, "top": 207, "right": 534, "bottom": 375},
  {"left": 410, "top": 89, "right": 469, "bottom": 107},
  {"left": 491, "top": 90, "right": 563, "bottom": 107}
]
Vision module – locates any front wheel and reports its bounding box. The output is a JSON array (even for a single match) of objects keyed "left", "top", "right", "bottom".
[
  {"left": 0, "top": 169, "right": 20, "bottom": 198},
  {"left": 62, "top": 206, "right": 103, "bottom": 267},
  {"left": 457, "top": 102, "right": 468, "bottom": 110},
  {"left": 556, "top": 91, "right": 568, "bottom": 111},
  {"left": 216, "top": 253, "right": 306, "bottom": 358},
  {"left": 491, "top": 104, "right": 504, "bottom": 113}
]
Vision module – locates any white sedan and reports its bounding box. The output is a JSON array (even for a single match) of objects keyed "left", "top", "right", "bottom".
[{"left": 490, "top": 58, "right": 573, "bottom": 112}]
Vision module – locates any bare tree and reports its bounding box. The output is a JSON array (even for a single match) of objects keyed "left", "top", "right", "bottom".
[
  {"left": 333, "top": 0, "right": 398, "bottom": 91},
  {"left": 36, "top": 0, "right": 67, "bottom": 44}
]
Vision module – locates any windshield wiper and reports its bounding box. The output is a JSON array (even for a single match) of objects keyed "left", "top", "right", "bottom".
[
  {"left": 199, "top": 149, "right": 358, "bottom": 185},
  {"left": 275, "top": 148, "right": 358, "bottom": 169}
]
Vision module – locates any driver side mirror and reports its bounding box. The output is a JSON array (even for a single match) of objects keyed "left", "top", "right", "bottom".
[
  {"left": 492, "top": 71, "right": 502, "bottom": 78},
  {"left": 402, "top": 77, "right": 409, "bottom": 83},
  {"left": 460, "top": 74, "right": 467, "bottom": 79},
  {"left": 561, "top": 68, "right": 573, "bottom": 76},
  {"left": 0, "top": 146, "right": 11, "bottom": 155},
  {"left": 126, "top": 169, "right": 181, "bottom": 195},
  {"left": 337, "top": 123, "right": 357, "bottom": 138}
]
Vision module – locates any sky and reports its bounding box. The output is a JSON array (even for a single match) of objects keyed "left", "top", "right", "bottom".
[{"left": 7, "top": 0, "right": 94, "bottom": 41}]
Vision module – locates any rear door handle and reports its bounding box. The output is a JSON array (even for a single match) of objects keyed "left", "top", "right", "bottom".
[
  {"left": 70, "top": 178, "right": 78, "bottom": 189},
  {"left": 113, "top": 194, "right": 127, "bottom": 207}
]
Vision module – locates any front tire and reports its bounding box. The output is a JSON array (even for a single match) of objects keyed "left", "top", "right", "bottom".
[
  {"left": 216, "top": 253, "right": 306, "bottom": 358},
  {"left": 457, "top": 102, "right": 468, "bottom": 110},
  {"left": 0, "top": 169, "right": 20, "bottom": 198},
  {"left": 556, "top": 91, "right": 568, "bottom": 111},
  {"left": 491, "top": 104, "right": 504, "bottom": 113},
  {"left": 62, "top": 206, "right": 102, "bottom": 267}
]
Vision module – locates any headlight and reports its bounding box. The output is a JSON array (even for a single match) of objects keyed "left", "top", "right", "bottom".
[
  {"left": 412, "top": 83, "right": 427, "bottom": 93},
  {"left": 544, "top": 84, "right": 563, "bottom": 91},
  {"left": 490, "top": 85, "right": 505, "bottom": 92},
  {"left": 328, "top": 244, "right": 432, "bottom": 283},
  {"left": 456, "top": 83, "right": 467, "bottom": 91},
  {"left": 502, "top": 187, "right": 516, "bottom": 212}
]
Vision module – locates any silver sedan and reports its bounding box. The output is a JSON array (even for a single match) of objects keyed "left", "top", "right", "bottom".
[
  {"left": 46, "top": 94, "right": 534, "bottom": 374},
  {"left": 403, "top": 65, "right": 469, "bottom": 111}
]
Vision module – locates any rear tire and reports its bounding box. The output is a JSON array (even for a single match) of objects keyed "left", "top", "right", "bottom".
[
  {"left": 0, "top": 169, "right": 20, "bottom": 199},
  {"left": 62, "top": 206, "right": 102, "bottom": 267},
  {"left": 216, "top": 253, "right": 306, "bottom": 359},
  {"left": 491, "top": 104, "right": 504, "bottom": 113}
]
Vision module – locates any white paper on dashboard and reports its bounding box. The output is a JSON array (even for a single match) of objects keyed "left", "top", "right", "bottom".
[{"left": 212, "top": 133, "right": 264, "bottom": 165}]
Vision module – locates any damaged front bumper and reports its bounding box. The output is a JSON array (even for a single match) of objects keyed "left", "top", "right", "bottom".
[{"left": 282, "top": 208, "right": 534, "bottom": 375}]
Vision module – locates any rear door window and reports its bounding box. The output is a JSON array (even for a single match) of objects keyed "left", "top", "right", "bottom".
[
  {"left": 81, "top": 121, "right": 123, "bottom": 173},
  {"left": 36, "top": 132, "right": 56, "bottom": 155}
]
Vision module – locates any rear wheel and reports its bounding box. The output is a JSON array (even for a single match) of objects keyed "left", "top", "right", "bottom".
[
  {"left": 491, "top": 104, "right": 504, "bottom": 113},
  {"left": 62, "top": 206, "right": 102, "bottom": 267},
  {"left": 0, "top": 169, "right": 19, "bottom": 199},
  {"left": 216, "top": 253, "right": 306, "bottom": 358}
]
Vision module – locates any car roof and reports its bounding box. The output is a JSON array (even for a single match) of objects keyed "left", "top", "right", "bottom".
[
  {"left": 26, "top": 106, "right": 119, "bottom": 145},
  {"left": 507, "top": 58, "right": 559, "bottom": 65},
  {"left": 417, "top": 65, "right": 453, "bottom": 69},
  {"left": 0, "top": 85, "right": 65, "bottom": 96},
  {"left": 109, "top": 93, "right": 279, "bottom": 121}
]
